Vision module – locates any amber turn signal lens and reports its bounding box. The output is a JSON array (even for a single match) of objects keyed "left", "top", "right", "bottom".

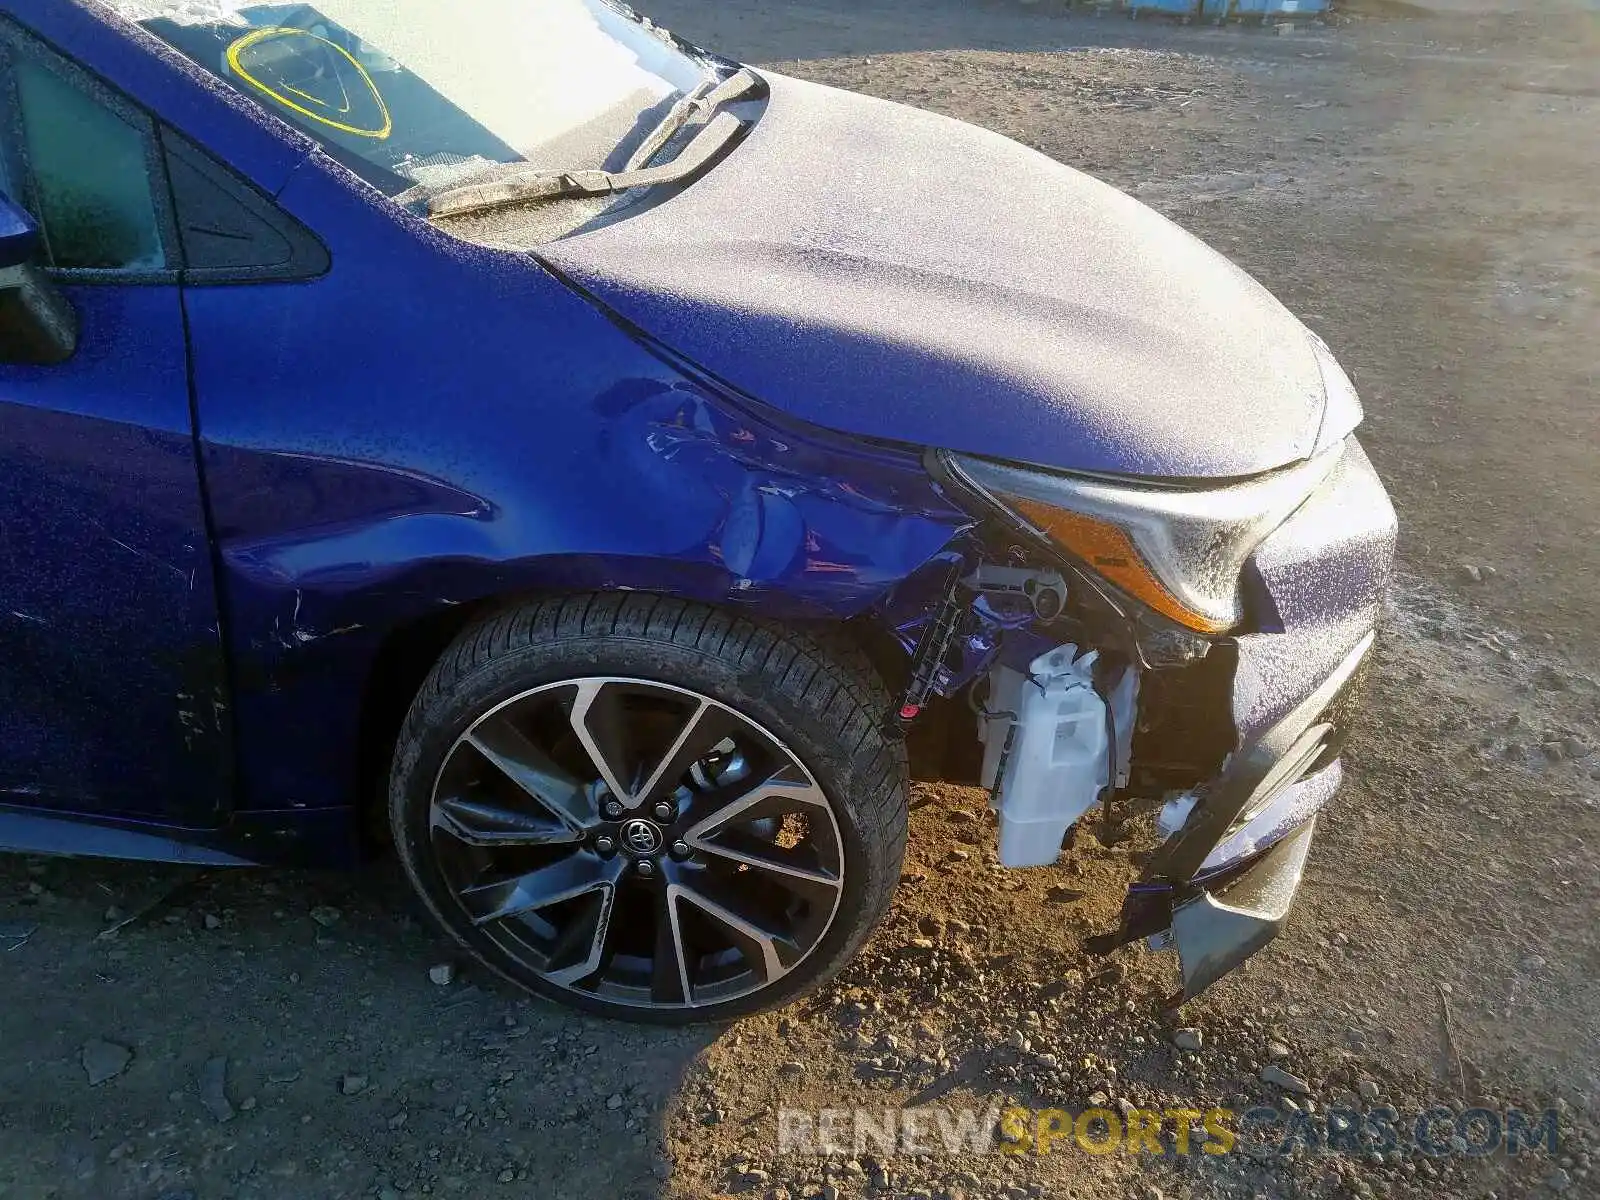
[{"left": 1011, "top": 498, "right": 1232, "bottom": 635}]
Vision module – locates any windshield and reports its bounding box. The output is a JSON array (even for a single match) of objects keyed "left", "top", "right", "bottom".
[{"left": 112, "top": 0, "right": 716, "bottom": 200}]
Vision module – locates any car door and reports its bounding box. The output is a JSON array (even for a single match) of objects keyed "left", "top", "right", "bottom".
[{"left": 0, "top": 27, "right": 231, "bottom": 822}]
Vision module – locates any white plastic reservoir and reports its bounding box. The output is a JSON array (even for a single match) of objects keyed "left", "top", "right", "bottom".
[{"left": 978, "top": 644, "right": 1112, "bottom": 868}]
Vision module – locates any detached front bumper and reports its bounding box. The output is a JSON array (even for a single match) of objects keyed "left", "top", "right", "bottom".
[
  {"left": 1156, "top": 629, "right": 1371, "bottom": 998},
  {"left": 1092, "top": 440, "right": 1396, "bottom": 1001}
]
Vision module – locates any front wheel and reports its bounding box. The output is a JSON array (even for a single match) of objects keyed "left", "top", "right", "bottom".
[{"left": 388, "top": 594, "right": 908, "bottom": 1023}]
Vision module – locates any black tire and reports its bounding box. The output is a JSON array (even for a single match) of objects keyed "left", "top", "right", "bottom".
[{"left": 388, "top": 593, "right": 908, "bottom": 1024}]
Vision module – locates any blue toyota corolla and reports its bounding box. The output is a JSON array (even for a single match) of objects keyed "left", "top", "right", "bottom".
[{"left": 0, "top": 0, "right": 1395, "bottom": 1021}]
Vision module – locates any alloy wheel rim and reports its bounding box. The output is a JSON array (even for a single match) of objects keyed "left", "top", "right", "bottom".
[{"left": 428, "top": 677, "right": 846, "bottom": 1009}]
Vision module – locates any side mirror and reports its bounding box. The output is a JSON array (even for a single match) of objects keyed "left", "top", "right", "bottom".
[{"left": 0, "top": 192, "right": 77, "bottom": 365}]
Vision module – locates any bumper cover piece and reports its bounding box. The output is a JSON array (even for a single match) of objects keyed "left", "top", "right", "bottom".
[
  {"left": 1089, "top": 630, "right": 1373, "bottom": 1001},
  {"left": 1151, "top": 629, "right": 1370, "bottom": 889},
  {"left": 1171, "top": 814, "right": 1316, "bottom": 999}
]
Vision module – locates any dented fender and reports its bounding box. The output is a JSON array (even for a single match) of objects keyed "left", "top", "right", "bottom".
[
  {"left": 210, "top": 374, "right": 971, "bottom": 813},
  {"left": 160, "top": 149, "right": 986, "bottom": 818}
]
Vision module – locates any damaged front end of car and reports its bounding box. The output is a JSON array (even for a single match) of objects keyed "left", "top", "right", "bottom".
[{"left": 878, "top": 435, "right": 1395, "bottom": 1004}]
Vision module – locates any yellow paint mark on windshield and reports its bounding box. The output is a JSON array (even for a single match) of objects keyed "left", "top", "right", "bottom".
[{"left": 226, "top": 27, "right": 393, "bottom": 140}]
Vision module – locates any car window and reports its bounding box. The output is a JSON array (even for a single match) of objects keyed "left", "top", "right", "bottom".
[{"left": 9, "top": 55, "right": 165, "bottom": 271}]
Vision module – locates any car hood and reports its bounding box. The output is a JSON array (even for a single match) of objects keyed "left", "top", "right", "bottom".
[{"left": 540, "top": 72, "right": 1331, "bottom": 479}]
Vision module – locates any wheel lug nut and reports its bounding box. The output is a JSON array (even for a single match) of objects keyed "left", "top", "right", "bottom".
[
  {"left": 602, "top": 800, "right": 624, "bottom": 819},
  {"left": 635, "top": 859, "right": 655, "bottom": 877},
  {"left": 670, "top": 840, "right": 690, "bottom": 860},
  {"left": 594, "top": 835, "right": 615, "bottom": 855},
  {"left": 652, "top": 801, "right": 673, "bottom": 821}
]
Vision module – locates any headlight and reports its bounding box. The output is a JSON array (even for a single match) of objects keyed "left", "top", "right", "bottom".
[{"left": 940, "top": 444, "right": 1345, "bottom": 634}]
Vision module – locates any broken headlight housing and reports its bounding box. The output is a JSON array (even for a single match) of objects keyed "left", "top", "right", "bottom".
[{"left": 939, "top": 443, "right": 1345, "bottom": 636}]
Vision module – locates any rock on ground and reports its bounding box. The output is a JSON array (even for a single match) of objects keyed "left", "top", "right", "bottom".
[{"left": 80, "top": 1039, "right": 132, "bottom": 1086}]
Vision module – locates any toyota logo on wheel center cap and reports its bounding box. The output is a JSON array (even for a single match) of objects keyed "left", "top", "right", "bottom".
[{"left": 619, "top": 818, "right": 664, "bottom": 856}]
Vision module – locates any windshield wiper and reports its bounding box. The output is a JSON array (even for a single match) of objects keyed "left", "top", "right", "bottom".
[
  {"left": 625, "top": 67, "right": 759, "bottom": 171},
  {"left": 427, "top": 68, "right": 761, "bottom": 222}
]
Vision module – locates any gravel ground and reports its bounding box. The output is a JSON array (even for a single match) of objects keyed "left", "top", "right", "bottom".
[{"left": 3, "top": 3, "right": 1599, "bottom": 1198}]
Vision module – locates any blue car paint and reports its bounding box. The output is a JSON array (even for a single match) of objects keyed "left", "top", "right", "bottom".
[
  {"left": 0, "top": 0, "right": 1393, "bottom": 901},
  {"left": 0, "top": 0, "right": 975, "bottom": 862},
  {"left": 200, "top": 155, "right": 970, "bottom": 822},
  {"left": 0, "top": 278, "right": 232, "bottom": 824}
]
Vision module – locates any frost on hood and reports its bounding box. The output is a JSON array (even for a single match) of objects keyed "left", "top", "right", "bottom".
[{"left": 107, "top": 1, "right": 250, "bottom": 23}]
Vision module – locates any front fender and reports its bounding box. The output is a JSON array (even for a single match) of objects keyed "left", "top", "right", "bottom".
[
  {"left": 190, "top": 154, "right": 973, "bottom": 818},
  {"left": 216, "top": 382, "right": 971, "bottom": 813}
]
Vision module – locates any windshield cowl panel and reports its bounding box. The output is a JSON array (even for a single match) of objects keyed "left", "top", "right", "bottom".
[{"left": 111, "top": 0, "right": 718, "bottom": 224}]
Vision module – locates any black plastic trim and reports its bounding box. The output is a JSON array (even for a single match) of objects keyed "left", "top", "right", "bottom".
[
  {"left": 161, "top": 127, "right": 329, "bottom": 285},
  {"left": 1171, "top": 813, "right": 1317, "bottom": 1000}
]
